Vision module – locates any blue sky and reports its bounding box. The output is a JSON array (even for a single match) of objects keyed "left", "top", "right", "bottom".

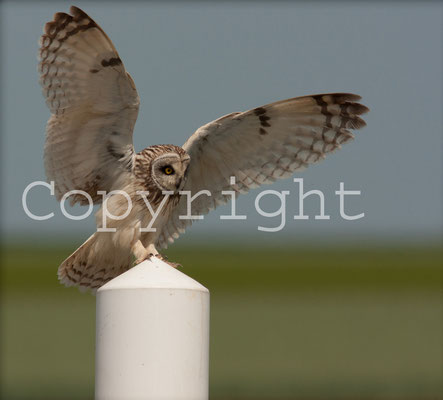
[{"left": 2, "top": 1, "right": 442, "bottom": 243}]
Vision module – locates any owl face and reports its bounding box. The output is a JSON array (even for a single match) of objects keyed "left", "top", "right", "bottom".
[{"left": 150, "top": 152, "right": 190, "bottom": 193}]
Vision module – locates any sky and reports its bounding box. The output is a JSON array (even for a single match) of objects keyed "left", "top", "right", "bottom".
[{"left": 1, "top": 1, "right": 442, "bottom": 244}]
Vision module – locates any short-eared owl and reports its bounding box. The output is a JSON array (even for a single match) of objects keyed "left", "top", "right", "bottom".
[{"left": 39, "top": 6, "right": 369, "bottom": 290}]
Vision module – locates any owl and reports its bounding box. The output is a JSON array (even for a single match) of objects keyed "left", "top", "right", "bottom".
[{"left": 39, "top": 6, "right": 369, "bottom": 291}]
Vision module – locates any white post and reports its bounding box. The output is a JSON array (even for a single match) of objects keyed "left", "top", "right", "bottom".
[{"left": 95, "top": 257, "right": 210, "bottom": 400}]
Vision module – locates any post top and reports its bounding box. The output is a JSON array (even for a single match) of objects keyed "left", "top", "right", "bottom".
[{"left": 98, "top": 257, "right": 209, "bottom": 293}]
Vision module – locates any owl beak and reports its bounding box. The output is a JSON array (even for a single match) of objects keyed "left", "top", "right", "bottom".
[{"left": 176, "top": 178, "right": 186, "bottom": 192}]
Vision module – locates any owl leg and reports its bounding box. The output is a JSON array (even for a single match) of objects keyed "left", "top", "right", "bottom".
[
  {"left": 132, "top": 240, "right": 158, "bottom": 264},
  {"left": 156, "top": 253, "right": 182, "bottom": 269},
  {"left": 132, "top": 240, "right": 181, "bottom": 268}
]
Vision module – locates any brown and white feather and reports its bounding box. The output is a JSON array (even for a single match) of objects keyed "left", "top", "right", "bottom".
[
  {"left": 38, "top": 7, "right": 369, "bottom": 291},
  {"left": 39, "top": 6, "right": 139, "bottom": 205},
  {"left": 156, "top": 93, "right": 368, "bottom": 248}
]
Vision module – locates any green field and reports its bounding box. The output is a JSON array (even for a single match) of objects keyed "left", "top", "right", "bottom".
[{"left": 1, "top": 243, "right": 442, "bottom": 399}]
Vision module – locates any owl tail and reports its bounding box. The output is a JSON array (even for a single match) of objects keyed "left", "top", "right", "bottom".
[{"left": 58, "top": 232, "right": 134, "bottom": 292}]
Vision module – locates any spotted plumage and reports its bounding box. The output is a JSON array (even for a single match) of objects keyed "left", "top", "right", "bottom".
[{"left": 38, "top": 6, "right": 369, "bottom": 291}]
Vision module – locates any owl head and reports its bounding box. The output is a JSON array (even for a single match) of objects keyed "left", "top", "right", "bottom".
[{"left": 150, "top": 148, "right": 190, "bottom": 193}]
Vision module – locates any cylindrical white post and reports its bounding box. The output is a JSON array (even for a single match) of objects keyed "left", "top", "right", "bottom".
[{"left": 95, "top": 257, "right": 210, "bottom": 400}]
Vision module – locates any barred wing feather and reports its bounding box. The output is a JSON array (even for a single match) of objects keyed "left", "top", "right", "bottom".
[
  {"left": 38, "top": 6, "right": 139, "bottom": 205},
  {"left": 156, "top": 93, "right": 369, "bottom": 248}
]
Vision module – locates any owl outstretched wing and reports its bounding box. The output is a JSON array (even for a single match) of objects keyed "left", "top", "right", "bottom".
[
  {"left": 156, "top": 93, "right": 369, "bottom": 248},
  {"left": 39, "top": 6, "right": 139, "bottom": 205}
]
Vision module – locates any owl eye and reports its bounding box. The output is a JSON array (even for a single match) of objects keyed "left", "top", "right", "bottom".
[{"left": 162, "top": 166, "right": 174, "bottom": 175}]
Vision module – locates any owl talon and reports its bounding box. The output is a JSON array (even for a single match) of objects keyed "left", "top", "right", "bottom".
[
  {"left": 135, "top": 253, "right": 156, "bottom": 265},
  {"left": 167, "top": 261, "right": 182, "bottom": 269},
  {"left": 134, "top": 253, "right": 180, "bottom": 268},
  {"left": 156, "top": 253, "right": 181, "bottom": 269}
]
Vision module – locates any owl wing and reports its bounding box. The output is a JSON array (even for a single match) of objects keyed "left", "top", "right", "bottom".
[
  {"left": 39, "top": 6, "right": 140, "bottom": 205},
  {"left": 156, "top": 93, "right": 369, "bottom": 248}
]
